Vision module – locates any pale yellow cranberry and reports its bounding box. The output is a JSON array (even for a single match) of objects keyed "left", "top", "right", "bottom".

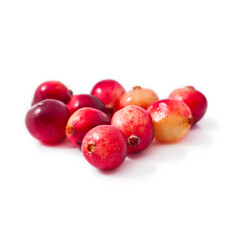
[{"left": 119, "top": 86, "right": 159, "bottom": 109}]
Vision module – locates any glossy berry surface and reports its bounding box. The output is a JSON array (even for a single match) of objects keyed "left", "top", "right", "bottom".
[
  {"left": 67, "top": 94, "right": 108, "bottom": 115},
  {"left": 111, "top": 105, "right": 154, "bottom": 154},
  {"left": 147, "top": 99, "right": 193, "bottom": 142},
  {"left": 119, "top": 86, "right": 159, "bottom": 109},
  {"left": 25, "top": 99, "right": 70, "bottom": 143},
  {"left": 66, "top": 107, "right": 110, "bottom": 147},
  {"left": 81, "top": 125, "right": 127, "bottom": 170},
  {"left": 32, "top": 81, "right": 73, "bottom": 105},
  {"left": 91, "top": 79, "right": 125, "bottom": 114},
  {"left": 169, "top": 86, "right": 207, "bottom": 124}
]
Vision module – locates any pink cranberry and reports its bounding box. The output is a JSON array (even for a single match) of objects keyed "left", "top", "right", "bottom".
[
  {"left": 169, "top": 86, "right": 207, "bottom": 124},
  {"left": 111, "top": 105, "right": 154, "bottom": 154},
  {"left": 66, "top": 107, "right": 110, "bottom": 147},
  {"left": 25, "top": 99, "right": 70, "bottom": 143},
  {"left": 67, "top": 94, "right": 109, "bottom": 115},
  {"left": 81, "top": 125, "right": 127, "bottom": 170},
  {"left": 32, "top": 81, "right": 73, "bottom": 105},
  {"left": 147, "top": 99, "right": 193, "bottom": 142},
  {"left": 91, "top": 79, "right": 125, "bottom": 114}
]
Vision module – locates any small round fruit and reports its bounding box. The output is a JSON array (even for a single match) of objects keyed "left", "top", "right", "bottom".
[
  {"left": 66, "top": 107, "right": 110, "bottom": 147},
  {"left": 169, "top": 86, "right": 207, "bottom": 124},
  {"left": 91, "top": 79, "right": 125, "bottom": 114},
  {"left": 81, "top": 125, "right": 127, "bottom": 170},
  {"left": 119, "top": 86, "right": 159, "bottom": 109},
  {"left": 25, "top": 99, "right": 70, "bottom": 143},
  {"left": 147, "top": 99, "right": 193, "bottom": 142},
  {"left": 111, "top": 105, "right": 154, "bottom": 154},
  {"left": 32, "top": 80, "right": 73, "bottom": 105},
  {"left": 67, "top": 94, "right": 108, "bottom": 115}
]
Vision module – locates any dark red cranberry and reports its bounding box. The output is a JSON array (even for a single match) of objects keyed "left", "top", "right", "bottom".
[
  {"left": 67, "top": 94, "right": 109, "bottom": 115},
  {"left": 66, "top": 107, "right": 110, "bottom": 147},
  {"left": 81, "top": 125, "right": 127, "bottom": 170},
  {"left": 32, "top": 80, "right": 73, "bottom": 105},
  {"left": 25, "top": 99, "right": 70, "bottom": 143}
]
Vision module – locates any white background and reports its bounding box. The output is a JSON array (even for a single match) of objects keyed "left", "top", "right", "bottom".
[{"left": 0, "top": 0, "right": 240, "bottom": 239}]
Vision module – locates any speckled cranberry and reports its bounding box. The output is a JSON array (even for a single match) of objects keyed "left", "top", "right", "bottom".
[
  {"left": 32, "top": 80, "right": 73, "bottom": 105},
  {"left": 91, "top": 79, "right": 125, "bottom": 114},
  {"left": 67, "top": 94, "right": 109, "bottom": 115},
  {"left": 81, "top": 125, "right": 127, "bottom": 170},
  {"left": 25, "top": 99, "right": 70, "bottom": 143},
  {"left": 169, "top": 86, "right": 207, "bottom": 124},
  {"left": 119, "top": 86, "right": 159, "bottom": 109},
  {"left": 111, "top": 105, "right": 154, "bottom": 154},
  {"left": 66, "top": 107, "right": 110, "bottom": 147},
  {"left": 147, "top": 99, "right": 193, "bottom": 142}
]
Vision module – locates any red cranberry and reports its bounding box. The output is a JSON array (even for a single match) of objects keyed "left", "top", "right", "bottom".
[
  {"left": 169, "top": 86, "right": 207, "bottom": 124},
  {"left": 32, "top": 81, "right": 73, "bottom": 105},
  {"left": 25, "top": 99, "right": 70, "bottom": 143},
  {"left": 111, "top": 105, "right": 154, "bottom": 154},
  {"left": 66, "top": 107, "right": 110, "bottom": 147},
  {"left": 147, "top": 99, "right": 193, "bottom": 142},
  {"left": 119, "top": 86, "right": 159, "bottom": 109},
  {"left": 67, "top": 94, "right": 109, "bottom": 115},
  {"left": 81, "top": 125, "right": 127, "bottom": 170},
  {"left": 91, "top": 79, "right": 125, "bottom": 114}
]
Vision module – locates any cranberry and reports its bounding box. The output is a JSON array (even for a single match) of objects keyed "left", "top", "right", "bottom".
[
  {"left": 67, "top": 94, "right": 109, "bottom": 115},
  {"left": 32, "top": 81, "right": 73, "bottom": 105},
  {"left": 25, "top": 99, "right": 70, "bottom": 143},
  {"left": 111, "top": 105, "right": 154, "bottom": 154},
  {"left": 147, "top": 99, "right": 193, "bottom": 142},
  {"left": 81, "top": 125, "right": 127, "bottom": 170},
  {"left": 119, "top": 86, "right": 159, "bottom": 109},
  {"left": 169, "top": 86, "right": 207, "bottom": 124},
  {"left": 91, "top": 79, "right": 125, "bottom": 114},
  {"left": 66, "top": 107, "right": 110, "bottom": 147}
]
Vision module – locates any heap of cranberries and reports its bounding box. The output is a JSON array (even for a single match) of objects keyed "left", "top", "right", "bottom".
[{"left": 26, "top": 80, "right": 208, "bottom": 171}]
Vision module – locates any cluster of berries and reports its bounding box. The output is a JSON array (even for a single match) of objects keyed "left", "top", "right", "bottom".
[{"left": 25, "top": 80, "right": 207, "bottom": 170}]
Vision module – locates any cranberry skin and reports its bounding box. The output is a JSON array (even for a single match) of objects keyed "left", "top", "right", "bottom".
[
  {"left": 147, "top": 99, "right": 193, "bottom": 142},
  {"left": 66, "top": 107, "right": 110, "bottom": 147},
  {"left": 25, "top": 99, "right": 70, "bottom": 143},
  {"left": 91, "top": 79, "right": 125, "bottom": 114},
  {"left": 67, "top": 94, "right": 108, "bottom": 115},
  {"left": 119, "top": 86, "right": 159, "bottom": 109},
  {"left": 81, "top": 125, "right": 127, "bottom": 170},
  {"left": 111, "top": 105, "right": 154, "bottom": 154},
  {"left": 169, "top": 86, "right": 207, "bottom": 124},
  {"left": 32, "top": 81, "right": 73, "bottom": 105}
]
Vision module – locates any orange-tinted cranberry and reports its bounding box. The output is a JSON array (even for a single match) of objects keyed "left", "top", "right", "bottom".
[
  {"left": 147, "top": 99, "right": 193, "bottom": 142},
  {"left": 119, "top": 86, "right": 159, "bottom": 109}
]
